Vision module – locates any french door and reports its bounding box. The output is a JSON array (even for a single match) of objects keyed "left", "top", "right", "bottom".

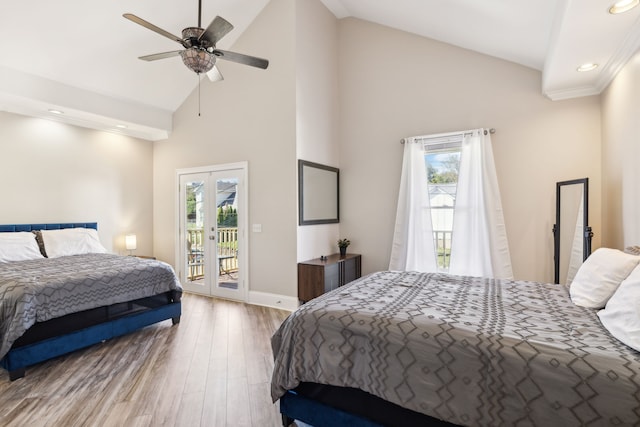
[{"left": 177, "top": 163, "right": 247, "bottom": 301}]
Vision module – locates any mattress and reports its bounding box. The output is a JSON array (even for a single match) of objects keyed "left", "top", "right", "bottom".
[
  {"left": 271, "top": 271, "right": 640, "bottom": 426},
  {"left": 0, "top": 253, "right": 182, "bottom": 359}
]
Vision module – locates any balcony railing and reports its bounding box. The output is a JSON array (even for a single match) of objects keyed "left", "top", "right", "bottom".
[
  {"left": 185, "top": 228, "right": 451, "bottom": 279},
  {"left": 433, "top": 229, "right": 452, "bottom": 270},
  {"left": 186, "top": 227, "right": 238, "bottom": 280}
]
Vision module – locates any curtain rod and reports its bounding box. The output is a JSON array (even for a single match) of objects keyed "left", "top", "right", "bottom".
[{"left": 400, "top": 128, "right": 496, "bottom": 144}]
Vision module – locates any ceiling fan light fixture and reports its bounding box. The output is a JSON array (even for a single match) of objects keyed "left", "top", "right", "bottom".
[
  {"left": 124, "top": 4, "right": 268, "bottom": 85},
  {"left": 609, "top": 0, "right": 639, "bottom": 14},
  {"left": 180, "top": 47, "right": 215, "bottom": 74}
]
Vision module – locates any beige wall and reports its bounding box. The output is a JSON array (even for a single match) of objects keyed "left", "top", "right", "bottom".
[
  {"left": 152, "top": 0, "right": 298, "bottom": 297},
  {"left": 6, "top": 2, "right": 634, "bottom": 299},
  {"left": 0, "top": 111, "right": 154, "bottom": 254},
  {"left": 1, "top": 7, "right": 611, "bottom": 297},
  {"left": 295, "top": 0, "right": 341, "bottom": 262},
  {"left": 601, "top": 50, "right": 640, "bottom": 249},
  {"left": 337, "top": 18, "right": 602, "bottom": 283}
]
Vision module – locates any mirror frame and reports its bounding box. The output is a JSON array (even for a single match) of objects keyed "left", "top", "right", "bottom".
[
  {"left": 298, "top": 160, "right": 340, "bottom": 226},
  {"left": 553, "top": 177, "right": 593, "bottom": 284}
]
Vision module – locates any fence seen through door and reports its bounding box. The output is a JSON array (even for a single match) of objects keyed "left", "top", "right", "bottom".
[{"left": 187, "top": 227, "right": 238, "bottom": 281}]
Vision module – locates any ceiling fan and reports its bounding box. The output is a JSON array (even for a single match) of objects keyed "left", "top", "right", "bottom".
[{"left": 123, "top": 0, "right": 269, "bottom": 82}]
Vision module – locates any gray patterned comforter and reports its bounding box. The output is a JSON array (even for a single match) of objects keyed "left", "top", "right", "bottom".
[
  {"left": 271, "top": 271, "right": 640, "bottom": 426},
  {"left": 0, "top": 253, "right": 182, "bottom": 359}
]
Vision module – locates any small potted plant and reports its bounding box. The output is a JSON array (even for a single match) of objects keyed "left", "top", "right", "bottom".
[{"left": 337, "top": 238, "right": 350, "bottom": 257}]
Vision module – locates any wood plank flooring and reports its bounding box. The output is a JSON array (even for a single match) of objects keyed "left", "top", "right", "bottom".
[{"left": 0, "top": 293, "right": 292, "bottom": 427}]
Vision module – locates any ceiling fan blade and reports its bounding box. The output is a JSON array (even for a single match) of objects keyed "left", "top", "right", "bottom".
[
  {"left": 207, "top": 65, "right": 224, "bottom": 82},
  {"left": 123, "top": 13, "right": 185, "bottom": 46},
  {"left": 199, "top": 16, "right": 234, "bottom": 46},
  {"left": 213, "top": 49, "right": 269, "bottom": 69},
  {"left": 139, "top": 51, "right": 183, "bottom": 61}
]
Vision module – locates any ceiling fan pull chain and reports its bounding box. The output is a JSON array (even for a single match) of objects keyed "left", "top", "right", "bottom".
[{"left": 198, "top": 74, "right": 201, "bottom": 117}]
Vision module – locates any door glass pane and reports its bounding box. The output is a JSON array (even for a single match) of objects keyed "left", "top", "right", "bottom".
[
  {"left": 216, "top": 178, "right": 238, "bottom": 290},
  {"left": 186, "top": 179, "right": 205, "bottom": 283}
]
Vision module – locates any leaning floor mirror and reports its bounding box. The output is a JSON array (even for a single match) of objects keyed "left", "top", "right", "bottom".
[{"left": 553, "top": 178, "right": 593, "bottom": 284}]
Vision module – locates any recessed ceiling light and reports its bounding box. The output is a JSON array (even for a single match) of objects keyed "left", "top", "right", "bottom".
[
  {"left": 48, "top": 109, "right": 64, "bottom": 115},
  {"left": 577, "top": 63, "right": 599, "bottom": 72},
  {"left": 609, "top": 0, "right": 639, "bottom": 14},
  {"left": 116, "top": 124, "right": 128, "bottom": 129}
]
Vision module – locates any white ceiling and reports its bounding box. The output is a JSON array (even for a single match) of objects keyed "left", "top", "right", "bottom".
[{"left": 1, "top": 0, "right": 639, "bottom": 140}]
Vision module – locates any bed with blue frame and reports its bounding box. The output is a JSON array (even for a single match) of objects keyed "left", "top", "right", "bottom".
[
  {"left": 0, "top": 222, "right": 182, "bottom": 381},
  {"left": 272, "top": 270, "right": 640, "bottom": 426}
]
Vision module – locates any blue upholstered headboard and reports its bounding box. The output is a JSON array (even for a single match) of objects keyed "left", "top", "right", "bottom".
[{"left": 0, "top": 223, "right": 98, "bottom": 232}]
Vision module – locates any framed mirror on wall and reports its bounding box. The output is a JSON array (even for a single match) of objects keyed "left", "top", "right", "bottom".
[
  {"left": 553, "top": 178, "right": 593, "bottom": 284},
  {"left": 298, "top": 160, "right": 339, "bottom": 225}
]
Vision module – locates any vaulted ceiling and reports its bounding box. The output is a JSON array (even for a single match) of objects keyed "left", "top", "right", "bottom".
[{"left": 1, "top": 0, "right": 638, "bottom": 140}]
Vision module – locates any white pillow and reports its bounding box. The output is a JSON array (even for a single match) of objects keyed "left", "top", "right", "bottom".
[
  {"left": 41, "top": 228, "right": 107, "bottom": 258},
  {"left": 0, "top": 232, "right": 45, "bottom": 262},
  {"left": 569, "top": 248, "right": 640, "bottom": 308},
  {"left": 598, "top": 265, "right": 640, "bottom": 351}
]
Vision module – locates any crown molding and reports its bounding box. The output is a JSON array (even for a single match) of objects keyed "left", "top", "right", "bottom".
[
  {"left": 543, "top": 85, "right": 601, "bottom": 101},
  {"left": 543, "top": 5, "right": 640, "bottom": 101},
  {"left": 594, "top": 14, "right": 640, "bottom": 94}
]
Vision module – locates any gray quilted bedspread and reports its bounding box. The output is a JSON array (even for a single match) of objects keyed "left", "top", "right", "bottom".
[
  {"left": 271, "top": 271, "right": 640, "bottom": 426},
  {"left": 0, "top": 253, "right": 182, "bottom": 359}
]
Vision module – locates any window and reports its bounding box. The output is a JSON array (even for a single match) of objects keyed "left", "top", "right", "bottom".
[
  {"left": 425, "top": 142, "right": 461, "bottom": 270},
  {"left": 390, "top": 129, "right": 512, "bottom": 279}
]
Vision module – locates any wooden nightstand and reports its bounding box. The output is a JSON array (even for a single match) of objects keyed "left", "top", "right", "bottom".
[{"left": 297, "top": 253, "right": 362, "bottom": 303}]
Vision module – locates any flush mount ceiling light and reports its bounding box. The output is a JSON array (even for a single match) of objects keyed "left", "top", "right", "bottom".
[
  {"left": 609, "top": 0, "right": 639, "bottom": 14},
  {"left": 577, "top": 63, "right": 599, "bottom": 72}
]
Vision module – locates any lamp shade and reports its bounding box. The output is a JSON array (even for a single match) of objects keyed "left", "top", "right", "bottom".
[{"left": 125, "top": 234, "right": 137, "bottom": 251}]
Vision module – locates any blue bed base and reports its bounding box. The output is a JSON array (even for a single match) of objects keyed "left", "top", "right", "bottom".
[
  {"left": 280, "top": 390, "right": 382, "bottom": 427},
  {"left": 1, "top": 303, "right": 181, "bottom": 380},
  {"left": 279, "top": 389, "right": 457, "bottom": 427},
  {"left": 0, "top": 222, "right": 181, "bottom": 380}
]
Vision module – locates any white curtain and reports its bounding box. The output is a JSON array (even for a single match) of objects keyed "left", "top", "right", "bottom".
[
  {"left": 388, "top": 138, "right": 438, "bottom": 272},
  {"left": 448, "top": 130, "right": 513, "bottom": 279}
]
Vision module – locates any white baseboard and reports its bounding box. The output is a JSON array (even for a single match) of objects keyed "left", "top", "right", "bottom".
[{"left": 248, "top": 291, "right": 299, "bottom": 311}]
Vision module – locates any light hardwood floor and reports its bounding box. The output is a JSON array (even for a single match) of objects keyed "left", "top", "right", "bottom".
[{"left": 0, "top": 293, "right": 292, "bottom": 427}]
